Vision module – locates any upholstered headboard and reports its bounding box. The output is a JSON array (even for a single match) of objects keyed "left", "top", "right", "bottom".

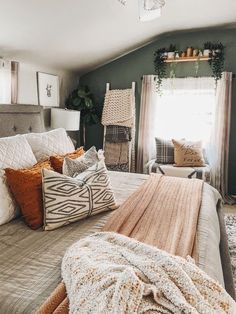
[{"left": 0, "top": 105, "right": 45, "bottom": 137}]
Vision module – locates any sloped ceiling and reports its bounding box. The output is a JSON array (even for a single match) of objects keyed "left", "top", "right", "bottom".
[{"left": 0, "top": 0, "right": 236, "bottom": 74}]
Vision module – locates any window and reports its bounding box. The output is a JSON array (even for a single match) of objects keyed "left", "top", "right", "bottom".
[
  {"left": 154, "top": 77, "right": 216, "bottom": 147},
  {"left": 0, "top": 60, "right": 11, "bottom": 104}
]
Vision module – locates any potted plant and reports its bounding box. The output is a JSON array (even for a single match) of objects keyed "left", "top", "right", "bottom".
[
  {"left": 212, "top": 42, "right": 224, "bottom": 56},
  {"left": 193, "top": 48, "right": 199, "bottom": 57},
  {"left": 154, "top": 47, "right": 167, "bottom": 94},
  {"left": 175, "top": 51, "right": 180, "bottom": 58},
  {"left": 167, "top": 44, "right": 176, "bottom": 59},
  {"left": 203, "top": 42, "right": 212, "bottom": 57},
  {"left": 198, "top": 50, "right": 203, "bottom": 57},
  {"left": 65, "top": 86, "right": 102, "bottom": 146}
]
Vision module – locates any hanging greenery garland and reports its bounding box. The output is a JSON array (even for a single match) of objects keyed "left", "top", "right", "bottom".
[
  {"left": 153, "top": 42, "right": 225, "bottom": 94},
  {"left": 153, "top": 48, "right": 167, "bottom": 94},
  {"left": 207, "top": 42, "right": 225, "bottom": 83}
]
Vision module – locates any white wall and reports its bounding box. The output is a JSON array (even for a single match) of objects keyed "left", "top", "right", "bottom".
[{"left": 17, "top": 61, "right": 78, "bottom": 106}]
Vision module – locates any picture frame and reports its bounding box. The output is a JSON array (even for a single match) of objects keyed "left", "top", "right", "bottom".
[{"left": 37, "top": 72, "right": 59, "bottom": 107}]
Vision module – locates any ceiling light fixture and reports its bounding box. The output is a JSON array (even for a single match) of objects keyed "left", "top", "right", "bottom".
[{"left": 118, "top": 0, "right": 165, "bottom": 21}]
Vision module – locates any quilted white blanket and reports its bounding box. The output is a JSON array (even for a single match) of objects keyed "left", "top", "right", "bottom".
[{"left": 62, "top": 232, "right": 236, "bottom": 314}]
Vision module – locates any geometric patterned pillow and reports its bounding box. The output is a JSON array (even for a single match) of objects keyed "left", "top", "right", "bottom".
[
  {"left": 42, "top": 160, "right": 118, "bottom": 231},
  {"left": 62, "top": 146, "right": 100, "bottom": 177},
  {"left": 155, "top": 137, "right": 174, "bottom": 164}
]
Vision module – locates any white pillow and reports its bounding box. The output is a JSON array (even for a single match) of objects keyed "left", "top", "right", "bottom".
[
  {"left": 0, "top": 135, "right": 37, "bottom": 225},
  {"left": 24, "top": 128, "right": 75, "bottom": 162}
]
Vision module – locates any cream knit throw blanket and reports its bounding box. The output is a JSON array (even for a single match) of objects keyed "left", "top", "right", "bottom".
[
  {"left": 62, "top": 232, "right": 236, "bottom": 314},
  {"left": 102, "top": 89, "right": 135, "bottom": 127}
]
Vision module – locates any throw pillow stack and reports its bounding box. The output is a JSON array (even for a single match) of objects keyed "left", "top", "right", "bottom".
[
  {"left": 155, "top": 137, "right": 205, "bottom": 167},
  {"left": 1, "top": 128, "right": 117, "bottom": 231}
]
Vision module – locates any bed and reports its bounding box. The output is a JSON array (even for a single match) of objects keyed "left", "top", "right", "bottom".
[{"left": 0, "top": 105, "right": 235, "bottom": 313}]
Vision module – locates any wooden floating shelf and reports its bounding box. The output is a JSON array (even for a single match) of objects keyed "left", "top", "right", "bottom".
[{"left": 165, "top": 56, "right": 210, "bottom": 63}]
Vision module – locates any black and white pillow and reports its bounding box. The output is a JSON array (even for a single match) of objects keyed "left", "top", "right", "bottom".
[
  {"left": 62, "top": 146, "right": 101, "bottom": 177},
  {"left": 42, "top": 160, "right": 117, "bottom": 231},
  {"left": 155, "top": 137, "right": 174, "bottom": 164}
]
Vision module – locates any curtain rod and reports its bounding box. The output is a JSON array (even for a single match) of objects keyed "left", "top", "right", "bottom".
[{"left": 141, "top": 74, "right": 235, "bottom": 80}]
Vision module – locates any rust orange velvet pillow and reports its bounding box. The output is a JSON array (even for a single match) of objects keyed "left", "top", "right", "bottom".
[
  {"left": 49, "top": 147, "right": 84, "bottom": 173},
  {"left": 5, "top": 160, "right": 52, "bottom": 230}
]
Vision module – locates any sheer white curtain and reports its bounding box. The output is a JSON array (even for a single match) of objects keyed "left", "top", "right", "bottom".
[
  {"left": 157, "top": 77, "right": 216, "bottom": 145},
  {"left": 137, "top": 75, "right": 157, "bottom": 173},
  {"left": 0, "top": 60, "right": 19, "bottom": 104},
  {"left": 208, "top": 72, "right": 235, "bottom": 204}
]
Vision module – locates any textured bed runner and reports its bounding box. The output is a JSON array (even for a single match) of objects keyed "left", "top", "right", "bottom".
[
  {"left": 62, "top": 232, "right": 236, "bottom": 313},
  {"left": 37, "top": 174, "right": 204, "bottom": 313},
  {"left": 103, "top": 173, "right": 203, "bottom": 258}
]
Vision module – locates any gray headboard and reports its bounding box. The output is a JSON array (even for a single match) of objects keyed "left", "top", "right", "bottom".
[{"left": 0, "top": 105, "right": 45, "bottom": 137}]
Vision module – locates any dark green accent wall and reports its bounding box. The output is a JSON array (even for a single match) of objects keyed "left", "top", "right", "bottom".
[{"left": 80, "top": 28, "right": 236, "bottom": 194}]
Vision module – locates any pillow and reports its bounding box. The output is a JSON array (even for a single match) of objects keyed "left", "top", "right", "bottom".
[
  {"left": 24, "top": 128, "right": 75, "bottom": 162},
  {"left": 0, "top": 171, "right": 19, "bottom": 225},
  {"left": 5, "top": 160, "right": 52, "bottom": 229},
  {"left": 155, "top": 137, "right": 174, "bottom": 164},
  {"left": 63, "top": 146, "right": 100, "bottom": 177},
  {"left": 172, "top": 139, "right": 205, "bottom": 167},
  {"left": 50, "top": 147, "right": 84, "bottom": 173},
  {"left": 42, "top": 161, "right": 118, "bottom": 231},
  {"left": 0, "top": 135, "right": 37, "bottom": 225}
]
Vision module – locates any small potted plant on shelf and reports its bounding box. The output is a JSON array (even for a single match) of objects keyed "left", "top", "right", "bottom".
[
  {"left": 212, "top": 42, "right": 224, "bottom": 56},
  {"left": 198, "top": 49, "right": 203, "bottom": 57},
  {"left": 167, "top": 44, "right": 176, "bottom": 59},
  {"left": 175, "top": 51, "right": 180, "bottom": 58},
  {"left": 193, "top": 48, "right": 199, "bottom": 57},
  {"left": 203, "top": 42, "right": 212, "bottom": 57}
]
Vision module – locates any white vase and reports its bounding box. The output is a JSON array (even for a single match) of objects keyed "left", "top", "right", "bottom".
[
  {"left": 203, "top": 49, "right": 210, "bottom": 57},
  {"left": 212, "top": 49, "right": 221, "bottom": 56},
  {"left": 167, "top": 52, "right": 175, "bottom": 59}
]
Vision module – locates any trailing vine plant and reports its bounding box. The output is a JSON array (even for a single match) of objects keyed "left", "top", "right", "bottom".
[
  {"left": 153, "top": 42, "right": 225, "bottom": 94},
  {"left": 208, "top": 42, "right": 225, "bottom": 83},
  {"left": 153, "top": 48, "right": 167, "bottom": 94}
]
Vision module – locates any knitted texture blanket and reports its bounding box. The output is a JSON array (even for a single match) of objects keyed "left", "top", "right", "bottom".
[
  {"left": 62, "top": 232, "right": 236, "bottom": 314},
  {"left": 102, "top": 89, "right": 135, "bottom": 127},
  {"left": 103, "top": 173, "right": 203, "bottom": 259}
]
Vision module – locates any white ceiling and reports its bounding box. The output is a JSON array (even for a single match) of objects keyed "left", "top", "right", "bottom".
[{"left": 0, "top": 0, "right": 236, "bottom": 74}]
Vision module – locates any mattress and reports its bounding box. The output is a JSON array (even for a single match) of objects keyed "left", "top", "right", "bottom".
[{"left": 0, "top": 171, "right": 226, "bottom": 313}]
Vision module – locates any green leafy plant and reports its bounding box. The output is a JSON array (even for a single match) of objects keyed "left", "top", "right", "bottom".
[
  {"left": 154, "top": 47, "right": 167, "bottom": 94},
  {"left": 65, "top": 86, "right": 102, "bottom": 145},
  {"left": 203, "top": 42, "right": 213, "bottom": 50},
  {"left": 208, "top": 42, "right": 225, "bottom": 82},
  {"left": 168, "top": 44, "right": 176, "bottom": 52}
]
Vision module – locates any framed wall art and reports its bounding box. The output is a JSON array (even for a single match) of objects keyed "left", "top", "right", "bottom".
[{"left": 37, "top": 72, "right": 59, "bottom": 107}]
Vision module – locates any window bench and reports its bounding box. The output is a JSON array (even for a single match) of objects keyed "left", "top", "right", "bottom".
[{"left": 146, "top": 159, "right": 211, "bottom": 183}]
